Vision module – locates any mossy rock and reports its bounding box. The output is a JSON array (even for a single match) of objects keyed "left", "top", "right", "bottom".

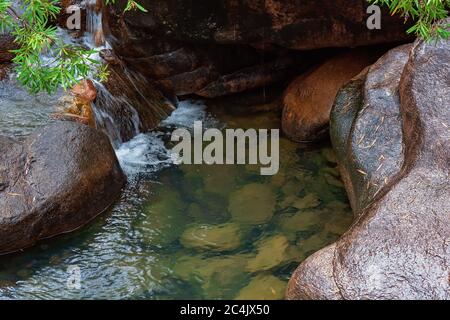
[
  {"left": 247, "top": 234, "right": 291, "bottom": 272},
  {"left": 180, "top": 222, "right": 245, "bottom": 252},
  {"left": 235, "top": 274, "right": 287, "bottom": 300},
  {"left": 228, "top": 183, "right": 276, "bottom": 225}
]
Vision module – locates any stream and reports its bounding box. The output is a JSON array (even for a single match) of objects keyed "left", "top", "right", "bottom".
[
  {"left": 0, "top": 2, "right": 352, "bottom": 299},
  {"left": 0, "top": 85, "right": 352, "bottom": 299}
]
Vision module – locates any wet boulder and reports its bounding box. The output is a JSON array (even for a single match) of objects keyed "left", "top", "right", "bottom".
[
  {"left": 281, "top": 49, "right": 381, "bottom": 142},
  {"left": 330, "top": 44, "right": 411, "bottom": 213},
  {"left": 0, "top": 121, "right": 126, "bottom": 255},
  {"left": 287, "top": 33, "right": 450, "bottom": 299}
]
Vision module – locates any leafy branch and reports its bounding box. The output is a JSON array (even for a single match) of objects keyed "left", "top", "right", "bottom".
[
  {"left": 0, "top": 0, "right": 146, "bottom": 94},
  {"left": 369, "top": 0, "right": 450, "bottom": 39}
]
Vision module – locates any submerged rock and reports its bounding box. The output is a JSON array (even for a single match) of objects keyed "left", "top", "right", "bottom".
[
  {"left": 288, "top": 33, "right": 450, "bottom": 299},
  {"left": 0, "top": 121, "right": 126, "bottom": 255},
  {"left": 282, "top": 49, "right": 381, "bottom": 142},
  {"left": 174, "top": 254, "right": 250, "bottom": 298},
  {"left": 141, "top": 190, "right": 186, "bottom": 247},
  {"left": 277, "top": 210, "right": 323, "bottom": 238},
  {"left": 228, "top": 183, "right": 276, "bottom": 225},
  {"left": 180, "top": 222, "right": 245, "bottom": 252},
  {"left": 235, "top": 274, "right": 287, "bottom": 300},
  {"left": 247, "top": 234, "right": 291, "bottom": 272},
  {"left": 292, "top": 193, "right": 321, "bottom": 210}
]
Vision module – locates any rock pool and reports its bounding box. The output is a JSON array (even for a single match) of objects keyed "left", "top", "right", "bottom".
[{"left": 0, "top": 86, "right": 352, "bottom": 299}]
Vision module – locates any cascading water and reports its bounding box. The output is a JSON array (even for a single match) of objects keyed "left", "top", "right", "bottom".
[
  {"left": 85, "top": 0, "right": 105, "bottom": 47},
  {"left": 80, "top": 0, "right": 174, "bottom": 147}
]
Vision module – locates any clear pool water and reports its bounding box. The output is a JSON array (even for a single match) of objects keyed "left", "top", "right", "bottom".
[{"left": 0, "top": 88, "right": 353, "bottom": 299}]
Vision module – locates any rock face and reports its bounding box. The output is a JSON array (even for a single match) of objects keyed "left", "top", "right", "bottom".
[
  {"left": 0, "top": 121, "right": 126, "bottom": 255},
  {"left": 105, "top": 0, "right": 410, "bottom": 51},
  {"left": 102, "top": 0, "right": 411, "bottom": 98},
  {"left": 0, "top": 34, "right": 16, "bottom": 64},
  {"left": 281, "top": 49, "right": 381, "bottom": 142},
  {"left": 0, "top": 34, "right": 16, "bottom": 81},
  {"left": 287, "top": 34, "right": 450, "bottom": 299},
  {"left": 95, "top": 50, "right": 175, "bottom": 143}
]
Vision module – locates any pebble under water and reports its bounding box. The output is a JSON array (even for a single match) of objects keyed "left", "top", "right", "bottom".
[{"left": 0, "top": 91, "right": 353, "bottom": 299}]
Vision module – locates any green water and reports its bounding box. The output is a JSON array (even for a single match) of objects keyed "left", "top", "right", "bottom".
[{"left": 0, "top": 95, "right": 353, "bottom": 299}]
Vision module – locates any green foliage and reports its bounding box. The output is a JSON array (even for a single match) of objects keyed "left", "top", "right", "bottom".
[
  {"left": 369, "top": 0, "right": 450, "bottom": 39},
  {"left": 0, "top": 0, "right": 145, "bottom": 94}
]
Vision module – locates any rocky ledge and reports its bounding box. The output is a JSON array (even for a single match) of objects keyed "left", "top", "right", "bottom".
[
  {"left": 0, "top": 121, "right": 126, "bottom": 255},
  {"left": 102, "top": 0, "right": 412, "bottom": 98},
  {"left": 287, "top": 28, "right": 450, "bottom": 299}
]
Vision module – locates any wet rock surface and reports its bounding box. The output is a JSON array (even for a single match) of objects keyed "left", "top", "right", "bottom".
[
  {"left": 103, "top": 0, "right": 411, "bottom": 98},
  {"left": 287, "top": 34, "right": 450, "bottom": 299},
  {"left": 0, "top": 121, "right": 126, "bottom": 255},
  {"left": 331, "top": 44, "right": 411, "bottom": 213},
  {"left": 0, "top": 34, "right": 16, "bottom": 81},
  {"left": 96, "top": 52, "right": 175, "bottom": 143},
  {"left": 105, "top": 0, "right": 410, "bottom": 51},
  {"left": 0, "top": 34, "right": 16, "bottom": 64}
]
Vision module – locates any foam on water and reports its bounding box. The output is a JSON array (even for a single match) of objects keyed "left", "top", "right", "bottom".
[
  {"left": 115, "top": 99, "right": 216, "bottom": 178},
  {"left": 116, "top": 132, "right": 173, "bottom": 177},
  {"left": 161, "top": 100, "right": 219, "bottom": 129}
]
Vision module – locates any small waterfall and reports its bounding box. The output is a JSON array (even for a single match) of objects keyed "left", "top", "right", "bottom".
[
  {"left": 93, "top": 81, "right": 141, "bottom": 147},
  {"left": 77, "top": 1, "right": 175, "bottom": 146},
  {"left": 85, "top": 0, "right": 105, "bottom": 47}
]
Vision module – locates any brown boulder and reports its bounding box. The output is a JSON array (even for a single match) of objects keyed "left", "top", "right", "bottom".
[
  {"left": 282, "top": 49, "right": 381, "bottom": 142},
  {"left": 287, "top": 34, "right": 450, "bottom": 299},
  {"left": 0, "top": 121, "right": 126, "bottom": 255},
  {"left": 71, "top": 79, "right": 97, "bottom": 102}
]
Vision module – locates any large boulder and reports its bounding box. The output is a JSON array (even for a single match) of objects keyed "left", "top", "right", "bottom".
[
  {"left": 330, "top": 44, "right": 411, "bottom": 213},
  {"left": 287, "top": 33, "right": 450, "bottom": 299},
  {"left": 281, "top": 49, "right": 382, "bottom": 142},
  {"left": 0, "top": 121, "right": 126, "bottom": 255},
  {"left": 102, "top": 0, "right": 412, "bottom": 97}
]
